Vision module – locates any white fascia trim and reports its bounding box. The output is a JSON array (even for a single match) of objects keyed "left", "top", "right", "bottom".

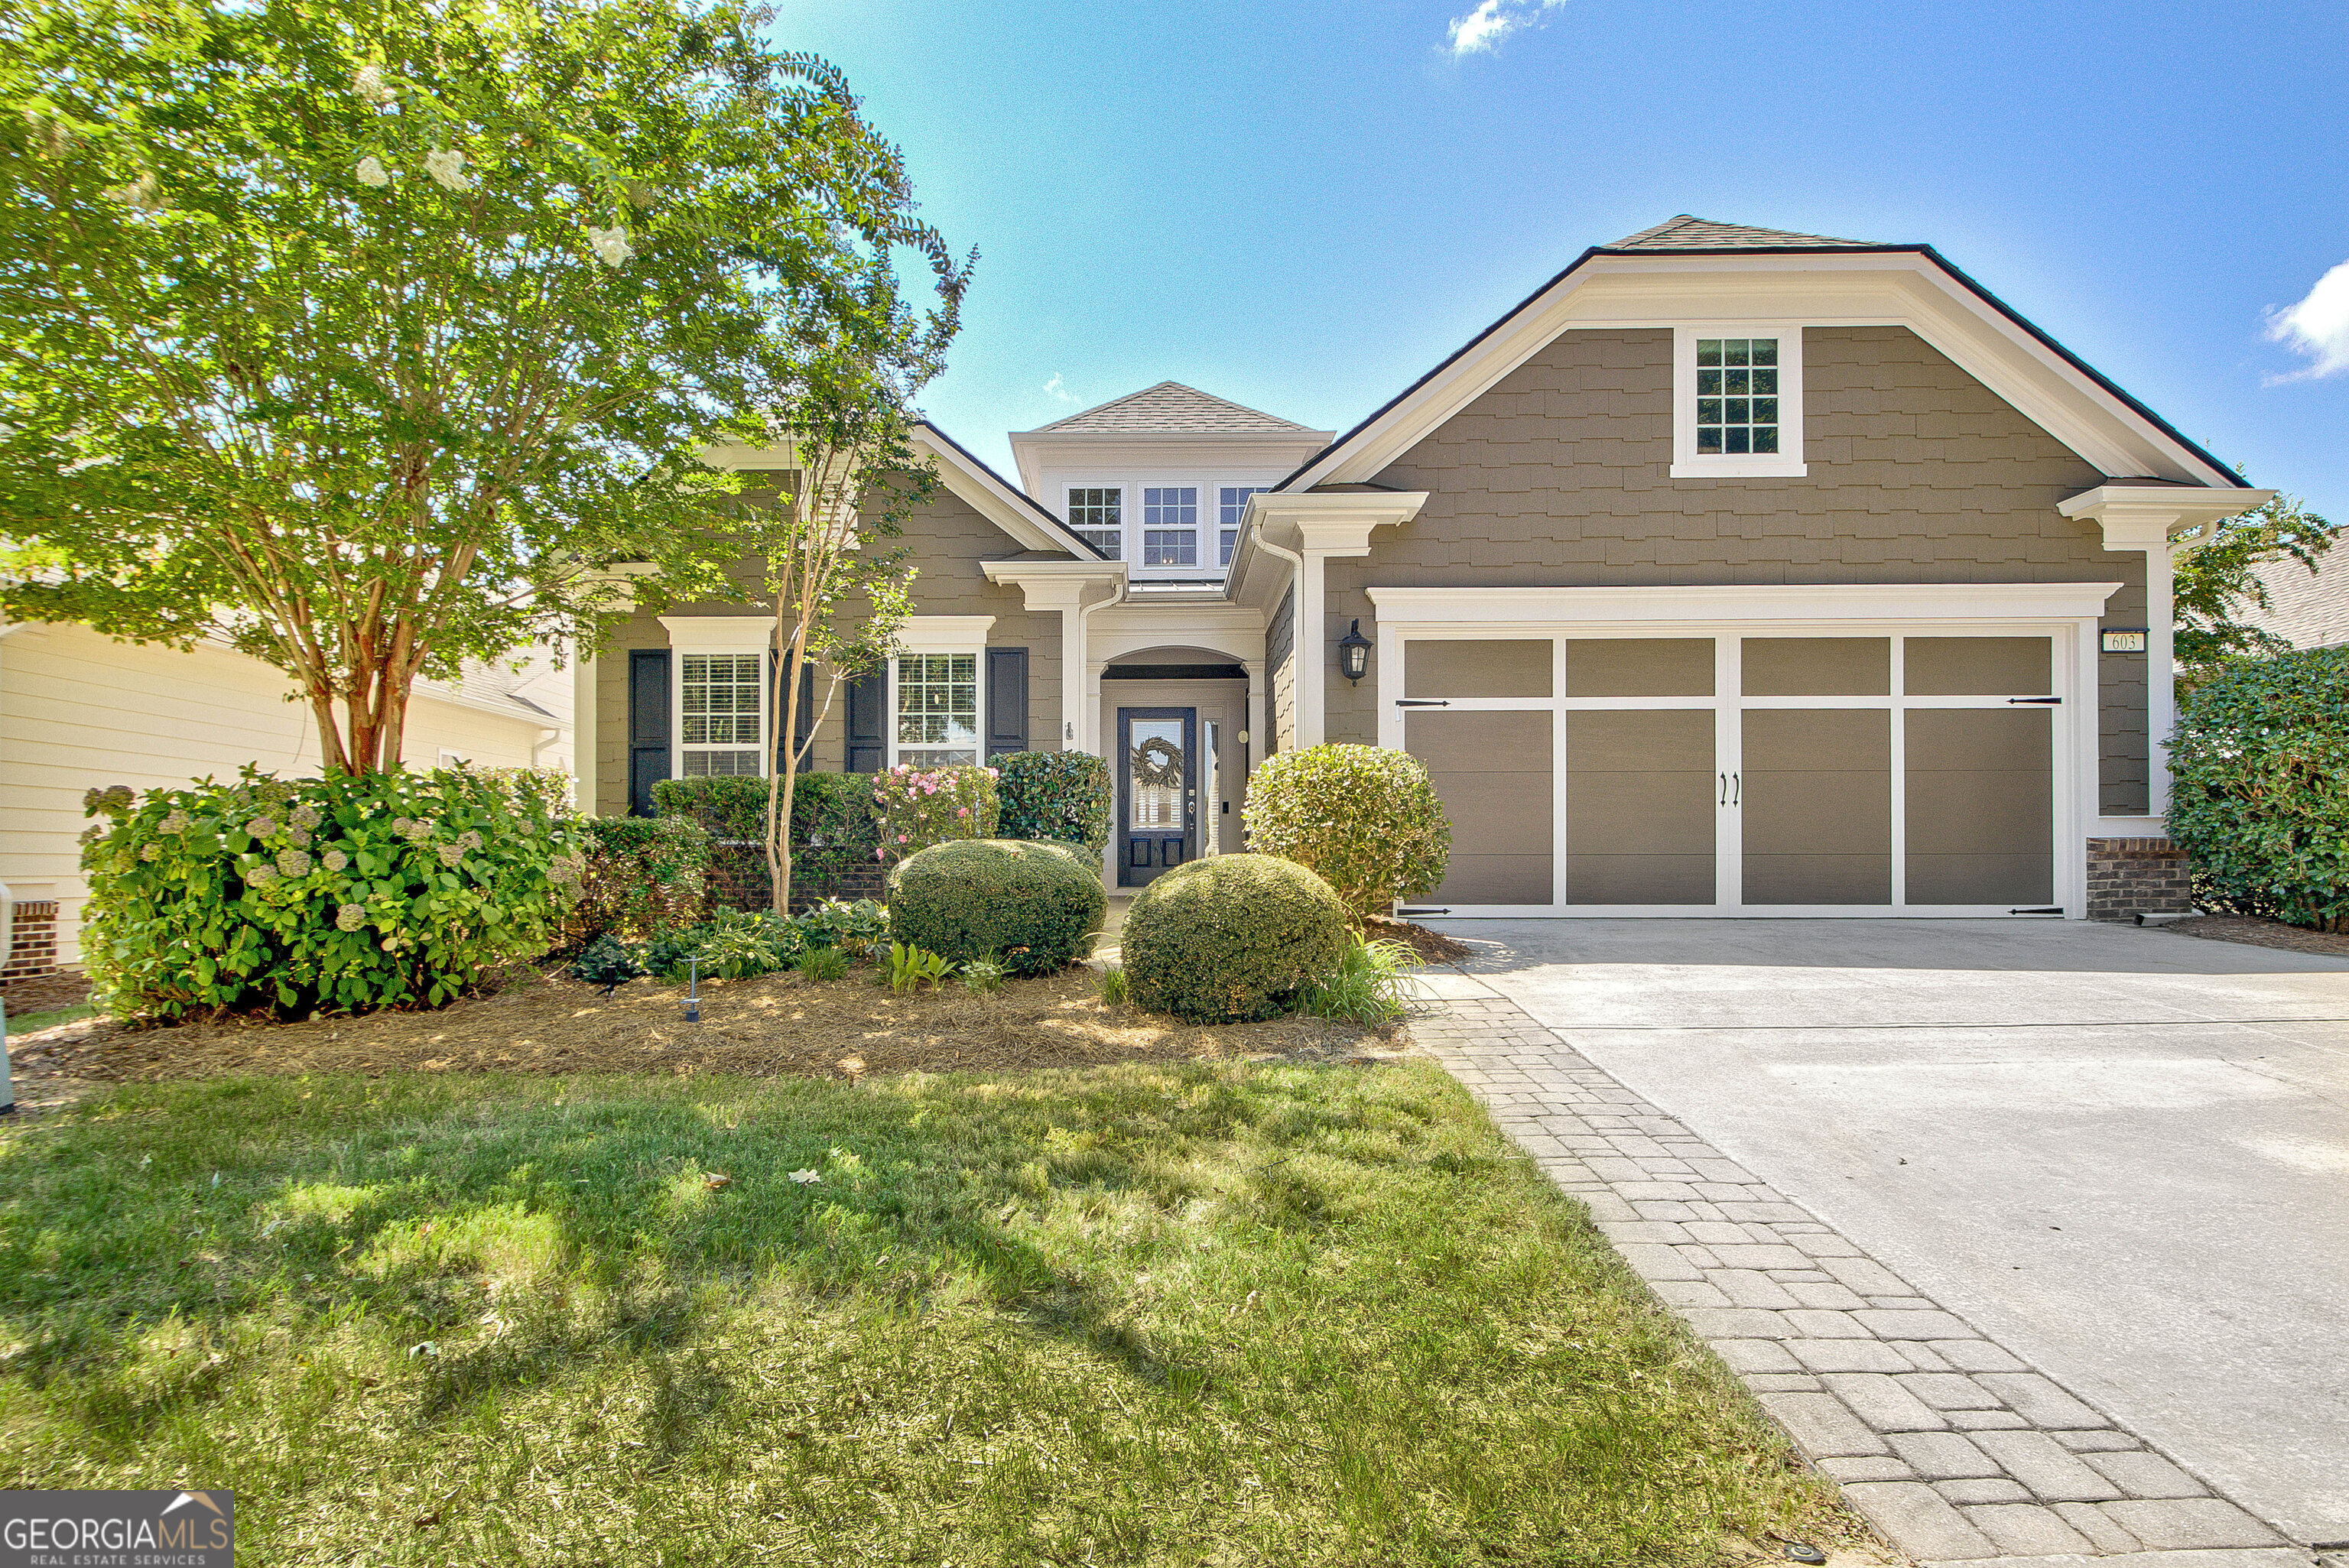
[
  {"left": 909, "top": 427, "right": 1084, "bottom": 557},
  {"left": 895, "top": 615, "right": 996, "bottom": 654},
  {"left": 1294, "top": 252, "right": 2246, "bottom": 490},
  {"left": 980, "top": 557, "right": 1128, "bottom": 612},
  {"left": 1669, "top": 324, "right": 1807, "bottom": 479},
  {"left": 1364, "top": 581, "right": 2124, "bottom": 625},
  {"left": 658, "top": 614, "right": 774, "bottom": 651},
  {"left": 2056, "top": 484, "right": 2277, "bottom": 549}
]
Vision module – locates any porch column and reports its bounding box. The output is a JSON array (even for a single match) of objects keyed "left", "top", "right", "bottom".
[
  {"left": 2143, "top": 542, "right": 2178, "bottom": 816},
  {"left": 573, "top": 651, "right": 598, "bottom": 815}
]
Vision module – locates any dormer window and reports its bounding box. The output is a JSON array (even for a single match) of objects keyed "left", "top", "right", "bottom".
[
  {"left": 1068, "top": 487, "right": 1122, "bottom": 557},
  {"left": 1142, "top": 487, "right": 1199, "bottom": 566},
  {"left": 1220, "top": 486, "right": 1264, "bottom": 565},
  {"left": 1672, "top": 325, "right": 1806, "bottom": 479}
]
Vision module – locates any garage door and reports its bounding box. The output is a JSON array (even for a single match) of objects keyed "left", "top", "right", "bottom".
[{"left": 1392, "top": 631, "right": 2064, "bottom": 916}]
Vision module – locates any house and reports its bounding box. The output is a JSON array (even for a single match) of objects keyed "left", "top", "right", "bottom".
[
  {"left": 0, "top": 625, "right": 574, "bottom": 976},
  {"left": 2242, "top": 551, "right": 2348, "bottom": 651},
  {"left": 581, "top": 216, "right": 2271, "bottom": 920}
]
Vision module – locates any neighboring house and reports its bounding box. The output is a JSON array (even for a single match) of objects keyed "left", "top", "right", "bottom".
[
  {"left": 0, "top": 624, "right": 573, "bottom": 972},
  {"left": 583, "top": 215, "right": 2270, "bottom": 920},
  {"left": 2241, "top": 552, "right": 2348, "bottom": 651}
]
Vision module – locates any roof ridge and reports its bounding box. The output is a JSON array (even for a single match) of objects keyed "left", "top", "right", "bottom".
[
  {"left": 1036, "top": 380, "right": 1314, "bottom": 435},
  {"left": 1603, "top": 213, "right": 1875, "bottom": 251}
]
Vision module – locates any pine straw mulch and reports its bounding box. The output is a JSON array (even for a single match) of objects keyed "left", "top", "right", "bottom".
[
  {"left": 2164, "top": 914, "right": 2349, "bottom": 959},
  {"left": 3, "top": 962, "right": 1402, "bottom": 1115},
  {"left": 1366, "top": 918, "right": 1475, "bottom": 964},
  {"left": 2, "top": 968, "right": 90, "bottom": 1016}
]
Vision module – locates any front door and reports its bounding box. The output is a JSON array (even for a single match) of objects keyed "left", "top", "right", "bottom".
[{"left": 1118, "top": 706, "right": 1194, "bottom": 887}]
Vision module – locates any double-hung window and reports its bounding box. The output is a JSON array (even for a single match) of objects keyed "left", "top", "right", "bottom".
[
  {"left": 1672, "top": 326, "right": 1805, "bottom": 479},
  {"left": 1142, "top": 486, "right": 1199, "bottom": 566},
  {"left": 680, "top": 652, "right": 764, "bottom": 776},
  {"left": 895, "top": 653, "right": 980, "bottom": 767},
  {"left": 1068, "top": 487, "right": 1122, "bottom": 558},
  {"left": 1218, "top": 486, "right": 1265, "bottom": 566}
]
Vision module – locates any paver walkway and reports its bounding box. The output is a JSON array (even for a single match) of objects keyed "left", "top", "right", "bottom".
[{"left": 1414, "top": 990, "right": 2318, "bottom": 1568}]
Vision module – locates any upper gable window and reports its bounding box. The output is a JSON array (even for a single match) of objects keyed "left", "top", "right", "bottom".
[
  {"left": 1219, "top": 486, "right": 1264, "bottom": 566},
  {"left": 1672, "top": 326, "right": 1806, "bottom": 479},
  {"left": 1142, "top": 486, "right": 1199, "bottom": 566},
  {"left": 1068, "top": 487, "right": 1122, "bottom": 557}
]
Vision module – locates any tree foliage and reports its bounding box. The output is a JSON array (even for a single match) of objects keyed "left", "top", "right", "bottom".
[
  {"left": 2173, "top": 491, "right": 2337, "bottom": 675},
  {"left": 0, "top": 0, "right": 965, "bottom": 771}
]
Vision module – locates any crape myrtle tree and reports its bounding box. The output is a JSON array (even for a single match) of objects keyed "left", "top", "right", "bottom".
[{"left": 0, "top": 0, "right": 966, "bottom": 773}]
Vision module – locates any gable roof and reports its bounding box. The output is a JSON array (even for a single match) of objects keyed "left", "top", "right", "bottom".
[
  {"left": 1606, "top": 214, "right": 1873, "bottom": 251},
  {"left": 912, "top": 420, "right": 1105, "bottom": 559},
  {"left": 1277, "top": 217, "right": 2250, "bottom": 494},
  {"left": 1034, "top": 381, "right": 1315, "bottom": 436}
]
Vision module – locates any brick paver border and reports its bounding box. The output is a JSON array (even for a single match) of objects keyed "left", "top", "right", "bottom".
[{"left": 1414, "top": 992, "right": 2314, "bottom": 1568}]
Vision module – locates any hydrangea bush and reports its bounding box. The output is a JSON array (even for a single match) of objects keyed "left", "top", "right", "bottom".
[
  {"left": 2168, "top": 647, "right": 2349, "bottom": 933},
  {"left": 871, "top": 764, "right": 999, "bottom": 865},
  {"left": 1243, "top": 744, "right": 1452, "bottom": 920},
  {"left": 80, "top": 765, "right": 586, "bottom": 1018}
]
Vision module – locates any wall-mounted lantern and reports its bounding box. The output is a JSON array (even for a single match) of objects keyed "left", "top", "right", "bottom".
[{"left": 1337, "top": 618, "right": 1372, "bottom": 685}]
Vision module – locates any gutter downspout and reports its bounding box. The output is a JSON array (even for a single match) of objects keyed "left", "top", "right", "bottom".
[
  {"left": 1, "top": 881, "right": 15, "bottom": 1115},
  {"left": 1249, "top": 530, "right": 1309, "bottom": 750},
  {"left": 1076, "top": 572, "right": 1129, "bottom": 755}
]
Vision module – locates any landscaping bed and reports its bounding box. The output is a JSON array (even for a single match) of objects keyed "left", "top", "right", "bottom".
[
  {"left": 2165, "top": 913, "right": 2349, "bottom": 959},
  {"left": 6, "top": 964, "right": 1391, "bottom": 1104},
  {"left": 0, "top": 1061, "right": 1854, "bottom": 1564}
]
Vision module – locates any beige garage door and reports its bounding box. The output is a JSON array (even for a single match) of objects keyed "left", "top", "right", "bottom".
[{"left": 1402, "top": 639, "right": 1552, "bottom": 906}]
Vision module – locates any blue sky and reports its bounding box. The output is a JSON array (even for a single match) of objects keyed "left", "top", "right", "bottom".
[{"left": 770, "top": 0, "right": 2349, "bottom": 519}]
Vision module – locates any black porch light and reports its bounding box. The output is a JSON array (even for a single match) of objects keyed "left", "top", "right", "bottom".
[{"left": 1337, "top": 618, "right": 1372, "bottom": 684}]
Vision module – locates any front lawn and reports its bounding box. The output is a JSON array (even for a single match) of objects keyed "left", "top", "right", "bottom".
[{"left": 0, "top": 1063, "right": 1844, "bottom": 1564}]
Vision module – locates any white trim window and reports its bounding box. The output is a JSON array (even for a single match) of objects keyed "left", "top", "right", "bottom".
[
  {"left": 1068, "top": 487, "right": 1123, "bottom": 558},
  {"left": 892, "top": 652, "right": 982, "bottom": 767},
  {"left": 1218, "top": 485, "right": 1265, "bottom": 566},
  {"left": 679, "top": 651, "right": 765, "bottom": 776},
  {"left": 1142, "top": 486, "right": 1199, "bottom": 567},
  {"left": 1672, "top": 325, "right": 1806, "bottom": 479}
]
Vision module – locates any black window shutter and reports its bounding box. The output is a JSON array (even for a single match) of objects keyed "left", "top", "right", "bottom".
[
  {"left": 986, "top": 647, "right": 1029, "bottom": 759},
  {"left": 771, "top": 651, "right": 817, "bottom": 774},
  {"left": 627, "top": 648, "right": 672, "bottom": 816},
  {"left": 845, "top": 667, "right": 886, "bottom": 774}
]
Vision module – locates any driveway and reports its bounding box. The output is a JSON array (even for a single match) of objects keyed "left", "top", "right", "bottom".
[{"left": 1432, "top": 917, "right": 2349, "bottom": 1549}]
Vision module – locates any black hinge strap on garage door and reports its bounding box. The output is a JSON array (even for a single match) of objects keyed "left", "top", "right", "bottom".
[
  {"left": 2007, "top": 696, "right": 2061, "bottom": 704},
  {"left": 1394, "top": 699, "right": 1451, "bottom": 707}
]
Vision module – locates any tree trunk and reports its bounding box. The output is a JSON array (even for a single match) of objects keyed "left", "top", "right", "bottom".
[{"left": 768, "top": 605, "right": 804, "bottom": 916}]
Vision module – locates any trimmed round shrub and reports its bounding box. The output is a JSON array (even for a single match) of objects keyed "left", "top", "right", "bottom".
[
  {"left": 2169, "top": 646, "right": 2349, "bottom": 933},
  {"left": 886, "top": 839, "right": 1106, "bottom": 973},
  {"left": 997, "top": 750, "right": 1113, "bottom": 855},
  {"left": 1242, "top": 743, "right": 1451, "bottom": 920},
  {"left": 1121, "top": 853, "right": 1349, "bottom": 1023},
  {"left": 80, "top": 764, "right": 586, "bottom": 1019}
]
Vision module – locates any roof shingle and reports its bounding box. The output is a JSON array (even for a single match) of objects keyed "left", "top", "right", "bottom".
[
  {"left": 1036, "top": 381, "right": 1315, "bottom": 435},
  {"left": 1603, "top": 214, "right": 1876, "bottom": 251}
]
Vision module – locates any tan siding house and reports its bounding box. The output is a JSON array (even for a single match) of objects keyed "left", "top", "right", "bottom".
[
  {"left": 582, "top": 216, "right": 2270, "bottom": 920},
  {"left": 2, "top": 623, "right": 572, "bottom": 968}
]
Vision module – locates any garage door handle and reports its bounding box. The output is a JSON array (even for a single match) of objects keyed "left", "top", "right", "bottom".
[
  {"left": 1719, "top": 772, "right": 1728, "bottom": 807},
  {"left": 1395, "top": 699, "right": 1450, "bottom": 708},
  {"left": 2008, "top": 696, "right": 2061, "bottom": 705}
]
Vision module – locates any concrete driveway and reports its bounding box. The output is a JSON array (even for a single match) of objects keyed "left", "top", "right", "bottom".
[{"left": 1433, "top": 917, "right": 2349, "bottom": 1549}]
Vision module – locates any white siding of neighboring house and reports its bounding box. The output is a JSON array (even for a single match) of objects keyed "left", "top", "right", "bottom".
[{"left": 1, "top": 622, "right": 573, "bottom": 964}]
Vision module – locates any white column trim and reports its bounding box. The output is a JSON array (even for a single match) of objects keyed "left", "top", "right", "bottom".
[{"left": 574, "top": 651, "right": 598, "bottom": 816}]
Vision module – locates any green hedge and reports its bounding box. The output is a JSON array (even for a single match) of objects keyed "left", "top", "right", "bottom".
[
  {"left": 80, "top": 765, "right": 586, "bottom": 1019},
  {"left": 2168, "top": 647, "right": 2349, "bottom": 933},
  {"left": 1243, "top": 744, "right": 1451, "bottom": 920},
  {"left": 1119, "top": 854, "right": 1350, "bottom": 1023},
  {"left": 886, "top": 839, "right": 1105, "bottom": 973},
  {"left": 996, "top": 751, "right": 1113, "bottom": 856},
  {"left": 567, "top": 816, "right": 710, "bottom": 943},
  {"left": 652, "top": 773, "right": 881, "bottom": 897}
]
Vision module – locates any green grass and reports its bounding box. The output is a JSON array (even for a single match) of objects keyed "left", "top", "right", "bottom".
[
  {"left": 5, "top": 1002, "right": 94, "bottom": 1034},
  {"left": 0, "top": 1063, "right": 1836, "bottom": 1564}
]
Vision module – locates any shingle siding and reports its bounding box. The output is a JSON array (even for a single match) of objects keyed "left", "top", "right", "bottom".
[
  {"left": 1265, "top": 579, "right": 1295, "bottom": 755},
  {"left": 1324, "top": 324, "right": 2151, "bottom": 813},
  {"left": 593, "top": 478, "right": 1061, "bottom": 816}
]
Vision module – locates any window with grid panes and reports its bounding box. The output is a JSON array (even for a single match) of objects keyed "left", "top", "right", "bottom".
[
  {"left": 1067, "top": 488, "right": 1121, "bottom": 557},
  {"left": 895, "top": 654, "right": 980, "bottom": 766},
  {"left": 1696, "top": 337, "right": 1779, "bottom": 455},
  {"left": 1218, "top": 486, "right": 1264, "bottom": 566},
  {"left": 1142, "top": 486, "right": 1198, "bottom": 566},
  {"left": 679, "top": 653, "right": 764, "bottom": 776}
]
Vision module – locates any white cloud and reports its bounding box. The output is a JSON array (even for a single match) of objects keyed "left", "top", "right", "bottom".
[
  {"left": 1044, "top": 372, "right": 1078, "bottom": 404},
  {"left": 2266, "top": 259, "right": 2349, "bottom": 381},
  {"left": 1444, "top": 0, "right": 1562, "bottom": 57}
]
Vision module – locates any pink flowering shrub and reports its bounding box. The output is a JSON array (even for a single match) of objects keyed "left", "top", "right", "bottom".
[{"left": 870, "top": 764, "right": 1000, "bottom": 865}]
